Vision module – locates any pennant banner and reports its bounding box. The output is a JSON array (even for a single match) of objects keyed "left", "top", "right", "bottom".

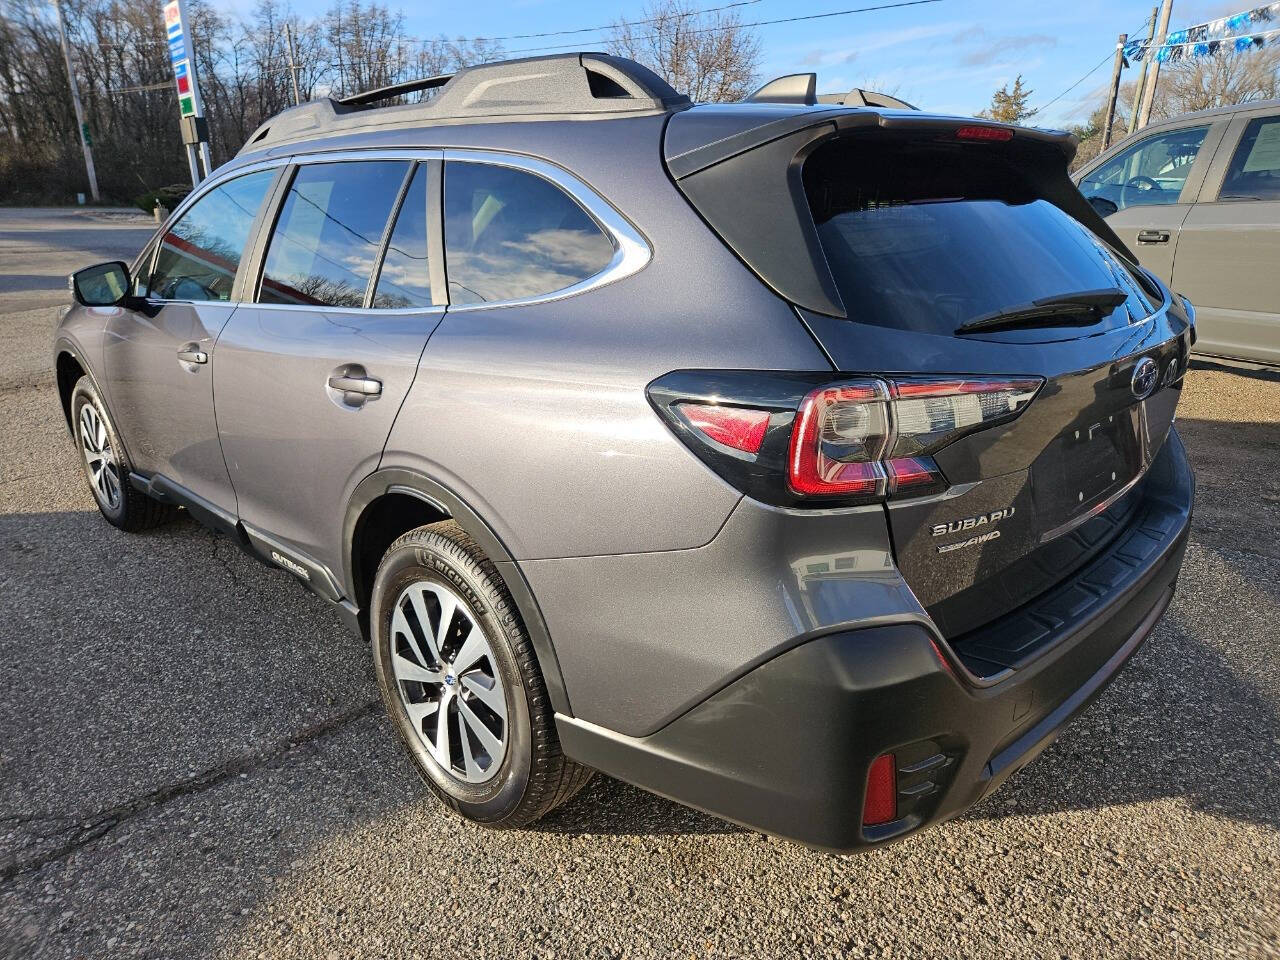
[{"left": 1125, "top": 2, "right": 1280, "bottom": 61}]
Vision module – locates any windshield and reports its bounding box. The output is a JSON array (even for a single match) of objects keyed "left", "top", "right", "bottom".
[{"left": 804, "top": 138, "right": 1158, "bottom": 338}]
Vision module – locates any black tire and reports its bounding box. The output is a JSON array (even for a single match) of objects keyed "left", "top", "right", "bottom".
[
  {"left": 70, "top": 377, "right": 177, "bottom": 532},
  {"left": 370, "top": 520, "right": 592, "bottom": 826}
]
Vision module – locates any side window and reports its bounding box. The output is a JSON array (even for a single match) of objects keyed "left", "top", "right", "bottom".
[
  {"left": 148, "top": 169, "right": 275, "bottom": 301},
  {"left": 1080, "top": 126, "right": 1209, "bottom": 211},
  {"left": 372, "top": 164, "right": 433, "bottom": 308},
  {"left": 443, "top": 162, "right": 615, "bottom": 305},
  {"left": 258, "top": 160, "right": 410, "bottom": 307},
  {"left": 1219, "top": 116, "right": 1280, "bottom": 201}
]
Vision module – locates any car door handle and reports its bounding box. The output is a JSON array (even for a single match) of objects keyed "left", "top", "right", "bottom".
[
  {"left": 1136, "top": 229, "right": 1170, "bottom": 244},
  {"left": 328, "top": 373, "right": 382, "bottom": 396},
  {"left": 176, "top": 347, "right": 208, "bottom": 364}
]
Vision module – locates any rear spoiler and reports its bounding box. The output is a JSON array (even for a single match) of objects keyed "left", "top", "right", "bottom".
[{"left": 664, "top": 110, "right": 1134, "bottom": 318}]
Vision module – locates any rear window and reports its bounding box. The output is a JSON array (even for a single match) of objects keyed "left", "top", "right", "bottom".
[
  {"left": 1219, "top": 116, "right": 1280, "bottom": 201},
  {"left": 804, "top": 139, "right": 1158, "bottom": 337}
]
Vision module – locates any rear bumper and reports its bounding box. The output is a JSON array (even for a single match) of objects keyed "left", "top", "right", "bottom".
[{"left": 556, "top": 430, "right": 1193, "bottom": 851}]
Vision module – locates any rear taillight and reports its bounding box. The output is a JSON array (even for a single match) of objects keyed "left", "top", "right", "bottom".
[
  {"left": 787, "top": 376, "right": 1041, "bottom": 501},
  {"left": 674, "top": 402, "right": 770, "bottom": 455},
  {"left": 787, "top": 382, "right": 890, "bottom": 497},
  {"left": 647, "top": 370, "right": 1042, "bottom": 508}
]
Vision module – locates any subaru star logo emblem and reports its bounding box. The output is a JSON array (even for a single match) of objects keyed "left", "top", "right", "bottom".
[
  {"left": 444, "top": 674, "right": 456, "bottom": 686},
  {"left": 1131, "top": 357, "right": 1158, "bottom": 400}
]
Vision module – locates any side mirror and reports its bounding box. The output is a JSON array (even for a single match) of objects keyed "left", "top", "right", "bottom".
[
  {"left": 1086, "top": 194, "right": 1118, "bottom": 219},
  {"left": 70, "top": 261, "right": 131, "bottom": 307}
]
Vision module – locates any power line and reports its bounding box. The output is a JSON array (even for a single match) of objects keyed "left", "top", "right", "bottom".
[
  {"left": 82, "top": 0, "right": 767, "bottom": 49},
  {"left": 107, "top": 80, "right": 172, "bottom": 94},
  {"left": 1029, "top": 16, "right": 1153, "bottom": 119},
  {"left": 421, "top": 0, "right": 764, "bottom": 43},
  {"left": 505, "top": 0, "right": 947, "bottom": 55}
]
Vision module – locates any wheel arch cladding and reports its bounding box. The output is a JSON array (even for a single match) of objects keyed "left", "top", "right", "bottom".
[
  {"left": 344, "top": 468, "right": 573, "bottom": 716},
  {"left": 56, "top": 350, "right": 87, "bottom": 433}
]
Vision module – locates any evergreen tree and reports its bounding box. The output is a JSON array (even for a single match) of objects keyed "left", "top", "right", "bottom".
[{"left": 978, "top": 75, "right": 1035, "bottom": 123}]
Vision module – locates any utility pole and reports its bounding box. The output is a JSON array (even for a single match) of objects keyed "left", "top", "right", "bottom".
[
  {"left": 285, "top": 23, "right": 302, "bottom": 106},
  {"left": 1101, "top": 33, "right": 1128, "bottom": 150},
  {"left": 51, "top": 0, "right": 99, "bottom": 202},
  {"left": 1136, "top": 0, "right": 1174, "bottom": 131},
  {"left": 1128, "top": 6, "right": 1159, "bottom": 135}
]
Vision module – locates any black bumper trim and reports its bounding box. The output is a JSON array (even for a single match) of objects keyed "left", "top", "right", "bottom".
[{"left": 555, "top": 432, "right": 1192, "bottom": 852}]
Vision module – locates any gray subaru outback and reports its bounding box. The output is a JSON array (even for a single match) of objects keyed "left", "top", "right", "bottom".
[{"left": 56, "top": 53, "right": 1194, "bottom": 851}]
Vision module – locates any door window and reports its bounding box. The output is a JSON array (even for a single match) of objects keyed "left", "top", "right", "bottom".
[
  {"left": 443, "top": 162, "right": 615, "bottom": 305},
  {"left": 1219, "top": 116, "right": 1280, "bottom": 201},
  {"left": 258, "top": 161, "right": 410, "bottom": 307},
  {"left": 1079, "top": 126, "right": 1209, "bottom": 212},
  {"left": 148, "top": 169, "right": 275, "bottom": 301},
  {"left": 372, "top": 164, "right": 433, "bottom": 308}
]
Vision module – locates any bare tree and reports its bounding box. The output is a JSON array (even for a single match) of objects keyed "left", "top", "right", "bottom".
[
  {"left": 0, "top": 0, "right": 505, "bottom": 203},
  {"left": 1067, "top": 48, "right": 1280, "bottom": 171},
  {"left": 608, "top": 0, "right": 760, "bottom": 102},
  {"left": 1151, "top": 47, "right": 1280, "bottom": 120}
]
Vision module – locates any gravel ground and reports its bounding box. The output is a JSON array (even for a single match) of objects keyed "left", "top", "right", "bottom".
[{"left": 1, "top": 208, "right": 1278, "bottom": 959}]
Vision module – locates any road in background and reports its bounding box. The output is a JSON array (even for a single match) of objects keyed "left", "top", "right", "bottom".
[{"left": 1, "top": 209, "right": 1278, "bottom": 959}]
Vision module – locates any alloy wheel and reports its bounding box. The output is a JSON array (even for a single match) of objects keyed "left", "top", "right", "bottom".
[
  {"left": 79, "top": 403, "right": 121, "bottom": 511},
  {"left": 390, "top": 580, "right": 509, "bottom": 784}
]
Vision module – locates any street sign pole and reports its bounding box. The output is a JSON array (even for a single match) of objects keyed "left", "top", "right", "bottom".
[{"left": 163, "top": 0, "right": 212, "bottom": 185}]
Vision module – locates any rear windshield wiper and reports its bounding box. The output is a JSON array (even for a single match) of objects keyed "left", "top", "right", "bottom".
[{"left": 955, "top": 288, "right": 1130, "bottom": 335}]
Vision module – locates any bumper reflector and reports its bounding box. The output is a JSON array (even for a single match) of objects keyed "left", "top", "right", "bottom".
[{"left": 863, "top": 753, "right": 898, "bottom": 826}]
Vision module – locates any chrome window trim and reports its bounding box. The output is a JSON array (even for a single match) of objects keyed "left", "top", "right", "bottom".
[
  {"left": 150, "top": 147, "right": 650, "bottom": 313},
  {"left": 440, "top": 148, "right": 651, "bottom": 312}
]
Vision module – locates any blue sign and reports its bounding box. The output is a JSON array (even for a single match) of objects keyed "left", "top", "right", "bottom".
[
  {"left": 174, "top": 60, "right": 188, "bottom": 79},
  {"left": 168, "top": 37, "right": 186, "bottom": 62}
]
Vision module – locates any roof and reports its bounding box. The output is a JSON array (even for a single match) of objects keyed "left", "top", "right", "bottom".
[{"left": 237, "top": 53, "right": 689, "bottom": 157}]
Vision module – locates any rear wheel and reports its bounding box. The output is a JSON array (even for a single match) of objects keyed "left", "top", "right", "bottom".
[
  {"left": 70, "top": 378, "right": 176, "bottom": 531},
  {"left": 370, "top": 520, "right": 592, "bottom": 826}
]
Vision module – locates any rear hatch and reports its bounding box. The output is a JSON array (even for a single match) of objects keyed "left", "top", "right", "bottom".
[{"left": 666, "top": 110, "right": 1193, "bottom": 639}]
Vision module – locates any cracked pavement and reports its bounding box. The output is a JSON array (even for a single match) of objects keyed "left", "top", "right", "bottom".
[{"left": 1, "top": 208, "right": 1278, "bottom": 958}]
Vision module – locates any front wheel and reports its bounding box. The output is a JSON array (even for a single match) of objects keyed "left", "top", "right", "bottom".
[
  {"left": 370, "top": 520, "right": 592, "bottom": 826},
  {"left": 70, "top": 377, "right": 176, "bottom": 531}
]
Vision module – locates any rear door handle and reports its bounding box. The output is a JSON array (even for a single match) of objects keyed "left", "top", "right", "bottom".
[
  {"left": 328, "top": 373, "right": 382, "bottom": 396},
  {"left": 176, "top": 347, "right": 208, "bottom": 364},
  {"left": 1136, "top": 229, "right": 1170, "bottom": 244}
]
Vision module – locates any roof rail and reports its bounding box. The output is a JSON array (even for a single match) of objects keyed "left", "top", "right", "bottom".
[
  {"left": 338, "top": 73, "right": 453, "bottom": 106},
  {"left": 817, "top": 89, "right": 918, "bottom": 110},
  {"left": 744, "top": 73, "right": 817, "bottom": 106},
  {"left": 238, "top": 53, "right": 690, "bottom": 156}
]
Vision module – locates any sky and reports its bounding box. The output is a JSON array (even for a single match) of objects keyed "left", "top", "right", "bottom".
[{"left": 266, "top": 0, "right": 1252, "bottom": 127}]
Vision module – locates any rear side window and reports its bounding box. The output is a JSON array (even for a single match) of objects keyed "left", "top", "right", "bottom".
[
  {"left": 443, "top": 162, "right": 614, "bottom": 305},
  {"left": 258, "top": 160, "right": 409, "bottom": 307},
  {"left": 149, "top": 169, "right": 275, "bottom": 301},
  {"left": 1219, "top": 116, "right": 1280, "bottom": 201},
  {"left": 805, "top": 138, "right": 1157, "bottom": 337}
]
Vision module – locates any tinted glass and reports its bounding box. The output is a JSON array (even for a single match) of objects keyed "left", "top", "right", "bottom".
[
  {"left": 444, "top": 162, "right": 614, "bottom": 305},
  {"left": 805, "top": 139, "right": 1156, "bottom": 338},
  {"left": 259, "top": 161, "right": 409, "bottom": 307},
  {"left": 372, "top": 164, "right": 433, "bottom": 308},
  {"left": 149, "top": 169, "right": 275, "bottom": 301},
  {"left": 1219, "top": 116, "right": 1280, "bottom": 201},
  {"left": 1079, "top": 126, "right": 1208, "bottom": 211}
]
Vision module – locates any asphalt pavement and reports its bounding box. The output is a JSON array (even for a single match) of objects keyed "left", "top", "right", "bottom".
[{"left": 1, "top": 207, "right": 1278, "bottom": 959}]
